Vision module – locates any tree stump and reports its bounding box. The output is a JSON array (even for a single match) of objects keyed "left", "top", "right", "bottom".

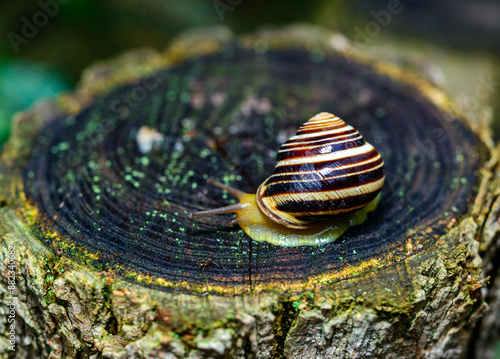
[{"left": 0, "top": 25, "right": 498, "bottom": 358}]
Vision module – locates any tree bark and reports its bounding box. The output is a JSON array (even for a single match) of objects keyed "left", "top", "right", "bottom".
[{"left": 0, "top": 25, "right": 498, "bottom": 359}]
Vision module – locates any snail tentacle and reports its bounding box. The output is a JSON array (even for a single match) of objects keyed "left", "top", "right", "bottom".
[
  {"left": 188, "top": 202, "right": 250, "bottom": 218},
  {"left": 206, "top": 178, "right": 247, "bottom": 199},
  {"left": 226, "top": 218, "right": 241, "bottom": 227},
  {"left": 188, "top": 179, "right": 252, "bottom": 220}
]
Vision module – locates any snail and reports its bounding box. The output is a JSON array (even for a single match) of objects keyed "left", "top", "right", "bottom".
[{"left": 189, "top": 112, "right": 385, "bottom": 246}]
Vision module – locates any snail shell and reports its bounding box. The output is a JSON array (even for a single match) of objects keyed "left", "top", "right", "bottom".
[{"left": 256, "top": 112, "right": 385, "bottom": 229}]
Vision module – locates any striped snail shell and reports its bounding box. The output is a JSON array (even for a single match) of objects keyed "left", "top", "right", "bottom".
[
  {"left": 256, "top": 112, "right": 385, "bottom": 229},
  {"left": 189, "top": 112, "right": 385, "bottom": 246}
]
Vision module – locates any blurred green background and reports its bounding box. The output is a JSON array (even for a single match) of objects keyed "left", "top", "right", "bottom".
[
  {"left": 0, "top": 0, "right": 499, "bottom": 357},
  {"left": 1, "top": 0, "right": 500, "bottom": 150}
]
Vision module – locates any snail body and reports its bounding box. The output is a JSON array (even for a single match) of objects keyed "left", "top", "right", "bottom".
[{"left": 189, "top": 112, "right": 385, "bottom": 246}]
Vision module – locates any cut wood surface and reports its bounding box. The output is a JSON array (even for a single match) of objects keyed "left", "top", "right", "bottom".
[{"left": 0, "top": 25, "right": 498, "bottom": 359}]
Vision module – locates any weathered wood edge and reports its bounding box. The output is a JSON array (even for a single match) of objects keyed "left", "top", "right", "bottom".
[{"left": 0, "top": 24, "right": 497, "bottom": 358}]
